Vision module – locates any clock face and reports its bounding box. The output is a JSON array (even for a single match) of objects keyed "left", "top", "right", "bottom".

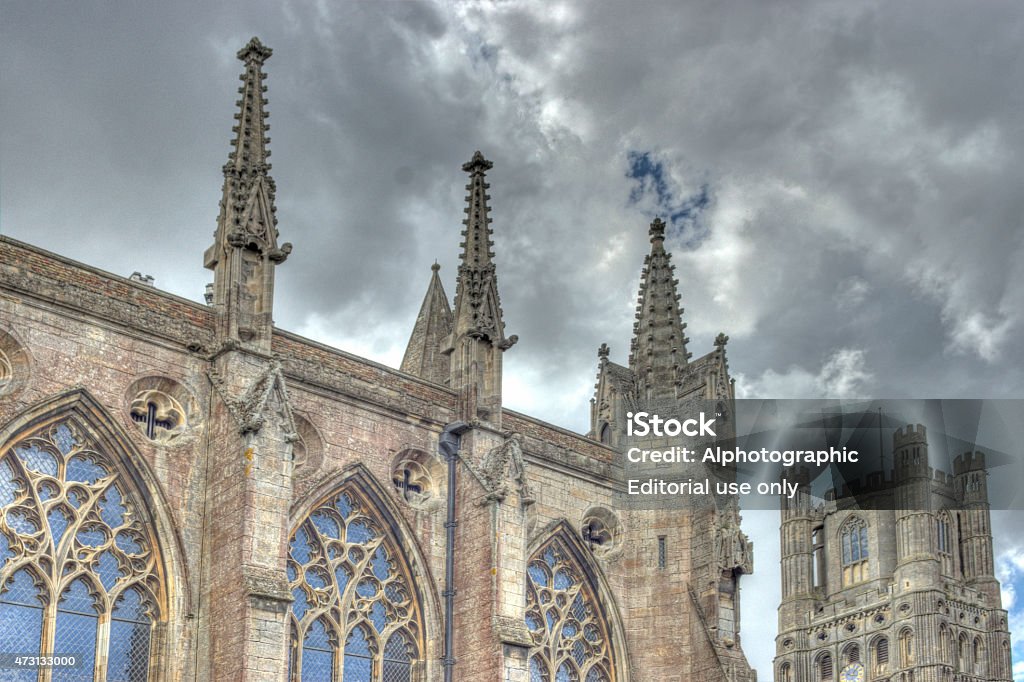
[{"left": 840, "top": 662, "right": 865, "bottom": 682}]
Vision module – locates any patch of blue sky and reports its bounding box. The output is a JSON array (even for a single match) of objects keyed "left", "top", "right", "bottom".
[
  {"left": 626, "top": 150, "right": 711, "bottom": 249},
  {"left": 995, "top": 549, "right": 1024, "bottom": 681}
]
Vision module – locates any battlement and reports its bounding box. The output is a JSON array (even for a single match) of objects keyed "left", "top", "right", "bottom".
[
  {"left": 893, "top": 423, "right": 927, "bottom": 449},
  {"left": 933, "top": 468, "right": 953, "bottom": 486},
  {"left": 954, "top": 450, "right": 987, "bottom": 475},
  {"left": 823, "top": 465, "right": 958, "bottom": 503}
]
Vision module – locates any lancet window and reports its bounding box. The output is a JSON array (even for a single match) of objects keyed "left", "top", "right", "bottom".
[
  {"left": 840, "top": 516, "right": 869, "bottom": 586},
  {"left": 287, "top": 484, "right": 423, "bottom": 682},
  {"left": 0, "top": 419, "right": 163, "bottom": 681}
]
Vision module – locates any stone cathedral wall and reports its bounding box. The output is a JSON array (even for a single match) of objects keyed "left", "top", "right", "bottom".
[{"left": 0, "top": 234, "right": 732, "bottom": 680}]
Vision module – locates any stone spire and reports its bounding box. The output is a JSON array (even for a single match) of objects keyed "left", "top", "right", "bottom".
[
  {"left": 445, "top": 152, "right": 516, "bottom": 426},
  {"left": 450, "top": 152, "right": 516, "bottom": 348},
  {"left": 629, "top": 218, "right": 690, "bottom": 402},
  {"left": 401, "top": 263, "right": 454, "bottom": 385},
  {"left": 203, "top": 37, "right": 291, "bottom": 354}
]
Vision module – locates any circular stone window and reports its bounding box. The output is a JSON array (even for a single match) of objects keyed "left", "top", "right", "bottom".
[
  {"left": 391, "top": 448, "right": 443, "bottom": 509},
  {"left": 125, "top": 376, "right": 197, "bottom": 444},
  {"left": 580, "top": 507, "right": 624, "bottom": 558}
]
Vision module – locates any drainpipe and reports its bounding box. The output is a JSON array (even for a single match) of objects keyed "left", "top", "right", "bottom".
[{"left": 439, "top": 421, "right": 469, "bottom": 682}]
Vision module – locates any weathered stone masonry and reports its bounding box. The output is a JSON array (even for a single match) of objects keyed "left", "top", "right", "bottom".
[{"left": 0, "top": 36, "right": 758, "bottom": 682}]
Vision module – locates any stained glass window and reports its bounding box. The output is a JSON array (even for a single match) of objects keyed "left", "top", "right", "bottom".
[
  {"left": 525, "top": 535, "right": 614, "bottom": 682},
  {"left": 288, "top": 485, "right": 422, "bottom": 681},
  {"left": 0, "top": 419, "right": 162, "bottom": 681}
]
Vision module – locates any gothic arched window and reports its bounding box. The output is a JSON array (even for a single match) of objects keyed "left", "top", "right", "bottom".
[
  {"left": 973, "top": 636, "right": 984, "bottom": 675},
  {"left": 287, "top": 484, "right": 423, "bottom": 682},
  {"left": 817, "top": 652, "right": 833, "bottom": 680},
  {"left": 936, "top": 511, "right": 956, "bottom": 576},
  {"left": 526, "top": 534, "right": 615, "bottom": 682},
  {"left": 899, "top": 628, "right": 915, "bottom": 668},
  {"left": 871, "top": 636, "right": 889, "bottom": 677},
  {"left": 778, "top": 662, "right": 793, "bottom": 682},
  {"left": 812, "top": 526, "right": 826, "bottom": 588},
  {"left": 0, "top": 418, "right": 163, "bottom": 680},
  {"left": 840, "top": 516, "right": 869, "bottom": 586}
]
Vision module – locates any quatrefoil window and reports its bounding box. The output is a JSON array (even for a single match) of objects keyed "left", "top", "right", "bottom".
[
  {"left": 390, "top": 449, "right": 442, "bottom": 510},
  {"left": 129, "top": 390, "right": 186, "bottom": 442}
]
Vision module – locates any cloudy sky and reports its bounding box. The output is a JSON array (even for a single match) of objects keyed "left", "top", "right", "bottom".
[{"left": 3, "top": 1, "right": 1023, "bottom": 677}]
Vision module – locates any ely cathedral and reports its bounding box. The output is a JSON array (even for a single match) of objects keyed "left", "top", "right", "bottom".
[{"left": 0, "top": 36, "right": 1012, "bottom": 682}]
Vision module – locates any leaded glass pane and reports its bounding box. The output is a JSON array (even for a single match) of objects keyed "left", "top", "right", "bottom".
[
  {"left": 343, "top": 626, "right": 373, "bottom": 682},
  {"left": 0, "top": 459, "right": 19, "bottom": 507},
  {"left": 108, "top": 588, "right": 153, "bottom": 682},
  {"left": 526, "top": 536, "right": 614, "bottom": 681},
  {"left": 302, "top": 618, "right": 334, "bottom": 682},
  {"left": 382, "top": 631, "right": 414, "bottom": 682},
  {"left": 289, "top": 483, "right": 423, "bottom": 681},
  {"left": 0, "top": 570, "right": 44, "bottom": 682},
  {"left": 53, "top": 580, "right": 99, "bottom": 681},
  {"left": 531, "top": 656, "right": 549, "bottom": 682},
  {"left": 0, "top": 419, "right": 163, "bottom": 681},
  {"left": 16, "top": 443, "right": 59, "bottom": 476},
  {"left": 556, "top": 661, "right": 579, "bottom": 682}
]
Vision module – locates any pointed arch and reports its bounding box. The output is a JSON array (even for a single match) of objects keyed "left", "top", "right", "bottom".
[
  {"left": 526, "top": 520, "right": 630, "bottom": 682},
  {"left": 838, "top": 514, "right": 869, "bottom": 586},
  {"left": 936, "top": 509, "right": 956, "bottom": 575},
  {"left": 0, "top": 388, "right": 186, "bottom": 679},
  {"left": 287, "top": 464, "right": 439, "bottom": 682}
]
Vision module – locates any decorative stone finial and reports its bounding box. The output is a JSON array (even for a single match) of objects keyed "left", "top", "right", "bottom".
[
  {"left": 462, "top": 150, "right": 493, "bottom": 174},
  {"left": 237, "top": 37, "right": 273, "bottom": 64},
  {"left": 598, "top": 343, "right": 610, "bottom": 361},
  {"left": 715, "top": 333, "right": 729, "bottom": 347},
  {"left": 431, "top": 261, "right": 441, "bottom": 272},
  {"left": 649, "top": 217, "right": 666, "bottom": 243}
]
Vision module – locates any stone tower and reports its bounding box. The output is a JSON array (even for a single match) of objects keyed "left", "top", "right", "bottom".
[
  {"left": 774, "top": 425, "right": 1013, "bottom": 682},
  {"left": 587, "top": 218, "right": 755, "bottom": 682}
]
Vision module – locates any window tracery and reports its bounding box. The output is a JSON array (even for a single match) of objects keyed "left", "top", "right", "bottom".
[
  {"left": 525, "top": 535, "right": 614, "bottom": 682},
  {"left": 287, "top": 484, "right": 422, "bottom": 682},
  {"left": 840, "top": 516, "right": 869, "bottom": 586},
  {"left": 389, "top": 449, "right": 442, "bottom": 510},
  {"left": 900, "top": 628, "right": 915, "bottom": 668},
  {"left": 936, "top": 512, "right": 956, "bottom": 576},
  {"left": 0, "top": 419, "right": 163, "bottom": 681},
  {"left": 129, "top": 389, "right": 187, "bottom": 442},
  {"left": 580, "top": 508, "right": 622, "bottom": 558}
]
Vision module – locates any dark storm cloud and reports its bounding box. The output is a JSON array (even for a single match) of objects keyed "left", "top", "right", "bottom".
[{"left": 4, "top": 1, "right": 1024, "bottom": 675}]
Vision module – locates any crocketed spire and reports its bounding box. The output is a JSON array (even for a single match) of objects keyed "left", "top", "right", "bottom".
[
  {"left": 629, "top": 218, "right": 690, "bottom": 400},
  {"left": 203, "top": 37, "right": 290, "bottom": 352},
  {"left": 450, "top": 151, "right": 516, "bottom": 350}
]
